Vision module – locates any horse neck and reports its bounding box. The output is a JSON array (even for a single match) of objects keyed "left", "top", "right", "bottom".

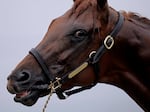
[{"left": 98, "top": 9, "right": 150, "bottom": 111}]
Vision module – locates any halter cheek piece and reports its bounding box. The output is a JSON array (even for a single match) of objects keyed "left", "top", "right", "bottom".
[{"left": 29, "top": 12, "right": 124, "bottom": 99}]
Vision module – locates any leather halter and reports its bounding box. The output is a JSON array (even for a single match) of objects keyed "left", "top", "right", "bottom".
[{"left": 29, "top": 12, "right": 124, "bottom": 99}]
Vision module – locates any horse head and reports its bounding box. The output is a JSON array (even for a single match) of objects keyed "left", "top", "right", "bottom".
[
  {"left": 7, "top": 0, "right": 150, "bottom": 111},
  {"left": 7, "top": 0, "right": 111, "bottom": 106}
]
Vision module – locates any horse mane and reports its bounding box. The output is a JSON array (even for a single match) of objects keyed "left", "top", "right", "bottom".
[{"left": 122, "top": 11, "right": 150, "bottom": 28}]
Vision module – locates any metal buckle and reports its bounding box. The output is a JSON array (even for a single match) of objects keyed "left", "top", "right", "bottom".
[
  {"left": 48, "top": 77, "right": 62, "bottom": 91},
  {"left": 104, "top": 35, "right": 114, "bottom": 50}
]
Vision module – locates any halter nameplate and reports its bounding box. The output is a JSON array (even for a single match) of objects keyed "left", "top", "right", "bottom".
[{"left": 68, "top": 62, "right": 89, "bottom": 79}]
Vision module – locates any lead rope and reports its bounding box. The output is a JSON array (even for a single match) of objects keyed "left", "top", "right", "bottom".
[{"left": 42, "top": 87, "right": 54, "bottom": 112}]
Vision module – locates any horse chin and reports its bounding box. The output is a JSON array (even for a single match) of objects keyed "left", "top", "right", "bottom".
[{"left": 14, "top": 90, "right": 39, "bottom": 106}]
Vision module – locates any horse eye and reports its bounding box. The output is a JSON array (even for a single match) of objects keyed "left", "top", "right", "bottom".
[
  {"left": 74, "top": 30, "right": 88, "bottom": 38},
  {"left": 71, "top": 29, "right": 88, "bottom": 42}
]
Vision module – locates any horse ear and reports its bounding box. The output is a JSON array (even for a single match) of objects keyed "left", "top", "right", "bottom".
[{"left": 97, "top": 0, "right": 108, "bottom": 9}]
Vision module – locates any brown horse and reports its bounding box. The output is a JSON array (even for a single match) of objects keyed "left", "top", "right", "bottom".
[{"left": 7, "top": 0, "right": 150, "bottom": 111}]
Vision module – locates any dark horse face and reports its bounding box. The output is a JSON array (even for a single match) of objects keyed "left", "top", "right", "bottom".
[{"left": 7, "top": 0, "right": 109, "bottom": 106}]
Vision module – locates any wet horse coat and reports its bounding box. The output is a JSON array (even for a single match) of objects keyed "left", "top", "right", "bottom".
[{"left": 7, "top": 0, "right": 150, "bottom": 111}]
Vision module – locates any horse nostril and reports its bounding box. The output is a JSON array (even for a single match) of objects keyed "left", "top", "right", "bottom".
[{"left": 17, "top": 71, "right": 31, "bottom": 83}]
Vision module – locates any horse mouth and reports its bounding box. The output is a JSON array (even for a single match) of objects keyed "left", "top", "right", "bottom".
[
  {"left": 14, "top": 90, "right": 39, "bottom": 106},
  {"left": 7, "top": 78, "right": 51, "bottom": 106},
  {"left": 15, "top": 91, "right": 31, "bottom": 99}
]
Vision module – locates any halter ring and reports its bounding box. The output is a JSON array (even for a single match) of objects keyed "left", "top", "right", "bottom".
[
  {"left": 89, "top": 51, "right": 96, "bottom": 58},
  {"left": 48, "top": 77, "right": 62, "bottom": 90}
]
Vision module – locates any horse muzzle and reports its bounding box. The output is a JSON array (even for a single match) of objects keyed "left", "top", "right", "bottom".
[{"left": 7, "top": 70, "right": 48, "bottom": 106}]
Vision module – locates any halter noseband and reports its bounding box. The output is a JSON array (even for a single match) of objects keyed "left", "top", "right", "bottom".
[{"left": 29, "top": 12, "right": 124, "bottom": 99}]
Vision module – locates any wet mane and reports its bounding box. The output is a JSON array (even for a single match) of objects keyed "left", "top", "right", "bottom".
[
  {"left": 122, "top": 11, "right": 150, "bottom": 28},
  {"left": 72, "top": 0, "right": 150, "bottom": 28}
]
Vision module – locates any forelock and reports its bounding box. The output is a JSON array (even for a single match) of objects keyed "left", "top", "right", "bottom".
[{"left": 72, "top": 0, "right": 97, "bottom": 17}]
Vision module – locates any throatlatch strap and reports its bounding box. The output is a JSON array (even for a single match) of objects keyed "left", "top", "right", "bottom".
[{"left": 65, "top": 83, "right": 96, "bottom": 96}]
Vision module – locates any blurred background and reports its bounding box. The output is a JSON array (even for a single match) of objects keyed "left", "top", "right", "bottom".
[{"left": 0, "top": 0, "right": 149, "bottom": 112}]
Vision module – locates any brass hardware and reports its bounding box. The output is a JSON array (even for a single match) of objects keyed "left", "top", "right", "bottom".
[
  {"left": 48, "top": 77, "right": 62, "bottom": 90},
  {"left": 68, "top": 62, "right": 88, "bottom": 79},
  {"left": 89, "top": 51, "right": 96, "bottom": 58},
  {"left": 104, "top": 35, "right": 114, "bottom": 49}
]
